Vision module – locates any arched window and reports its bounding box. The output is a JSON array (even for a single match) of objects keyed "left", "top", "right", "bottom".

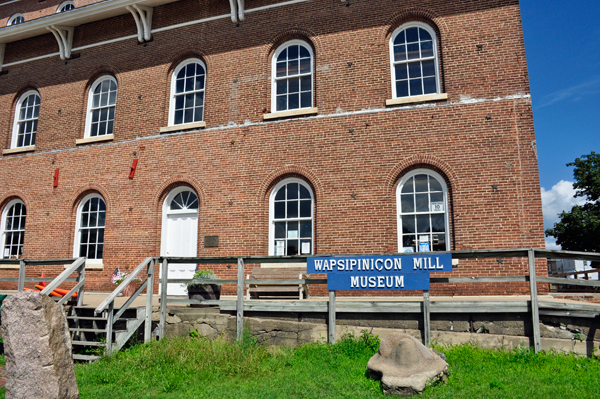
[
  {"left": 269, "top": 178, "right": 314, "bottom": 256},
  {"left": 396, "top": 170, "right": 449, "bottom": 252},
  {"left": 11, "top": 90, "right": 40, "bottom": 148},
  {"left": 85, "top": 76, "right": 117, "bottom": 138},
  {"left": 169, "top": 59, "right": 206, "bottom": 126},
  {"left": 8, "top": 14, "right": 24, "bottom": 26},
  {"left": 390, "top": 22, "right": 440, "bottom": 98},
  {"left": 271, "top": 40, "right": 314, "bottom": 112},
  {"left": 57, "top": 1, "right": 75, "bottom": 12},
  {"left": 1, "top": 200, "right": 26, "bottom": 260},
  {"left": 74, "top": 194, "right": 106, "bottom": 262}
]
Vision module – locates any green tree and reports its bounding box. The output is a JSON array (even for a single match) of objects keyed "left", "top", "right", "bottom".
[{"left": 546, "top": 152, "right": 600, "bottom": 252}]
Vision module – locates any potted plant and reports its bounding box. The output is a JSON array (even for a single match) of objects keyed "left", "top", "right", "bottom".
[
  {"left": 186, "top": 270, "right": 221, "bottom": 307},
  {"left": 113, "top": 273, "right": 142, "bottom": 297}
]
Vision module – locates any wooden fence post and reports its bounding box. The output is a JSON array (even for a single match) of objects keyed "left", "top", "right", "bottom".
[
  {"left": 423, "top": 290, "right": 431, "bottom": 346},
  {"left": 144, "top": 258, "right": 155, "bottom": 343},
  {"left": 159, "top": 258, "right": 168, "bottom": 339},
  {"left": 528, "top": 249, "right": 541, "bottom": 353},
  {"left": 17, "top": 260, "right": 25, "bottom": 291},
  {"left": 236, "top": 257, "right": 245, "bottom": 342},
  {"left": 328, "top": 291, "right": 336, "bottom": 344}
]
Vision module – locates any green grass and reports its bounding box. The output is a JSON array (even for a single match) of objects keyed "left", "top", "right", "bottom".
[{"left": 2, "top": 334, "right": 600, "bottom": 399}]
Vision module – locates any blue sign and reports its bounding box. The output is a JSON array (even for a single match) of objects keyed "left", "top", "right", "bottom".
[
  {"left": 307, "top": 254, "right": 452, "bottom": 291},
  {"left": 307, "top": 254, "right": 452, "bottom": 274},
  {"left": 327, "top": 271, "right": 430, "bottom": 291}
]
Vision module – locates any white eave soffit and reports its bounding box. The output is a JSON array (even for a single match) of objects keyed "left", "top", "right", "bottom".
[{"left": 0, "top": 0, "right": 178, "bottom": 45}]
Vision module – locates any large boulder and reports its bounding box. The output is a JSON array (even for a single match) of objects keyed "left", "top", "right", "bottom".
[
  {"left": 0, "top": 291, "right": 79, "bottom": 399},
  {"left": 367, "top": 332, "right": 448, "bottom": 396}
]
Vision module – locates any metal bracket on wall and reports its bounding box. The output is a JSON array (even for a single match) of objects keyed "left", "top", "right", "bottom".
[
  {"left": 47, "top": 25, "right": 74, "bottom": 60},
  {"left": 127, "top": 4, "right": 153, "bottom": 43},
  {"left": 228, "top": 0, "right": 245, "bottom": 23}
]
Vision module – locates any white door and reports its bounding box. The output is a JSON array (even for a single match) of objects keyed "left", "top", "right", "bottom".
[{"left": 160, "top": 188, "right": 199, "bottom": 296}]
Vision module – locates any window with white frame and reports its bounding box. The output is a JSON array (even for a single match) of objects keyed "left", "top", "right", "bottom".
[
  {"left": 74, "top": 194, "right": 106, "bottom": 262},
  {"left": 11, "top": 90, "right": 40, "bottom": 148},
  {"left": 390, "top": 22, "right": 440, "bottom": 98},
  {"left": 57, "top": 1, "right": 75, "bottom": 12},
  {"left": 1, "top": 200, "right": 26, "bottom": 260},
  {"left": 396, "top": 170, "right": 449, "bottom": 252},
  {"left": 269, "top": 179, "right": 314, "bottom": 256},
  {"left": 272, "top": 40, "right": 314, "bottom": 112},
  {"left": 85, "top": 76, "right": 117, "bottom": 138},
  {"left": 169, "top": 59, "right": 206, "bottom": 126},
  {"left": 8, "top": 14, "right": 24, "bottom": 26}
]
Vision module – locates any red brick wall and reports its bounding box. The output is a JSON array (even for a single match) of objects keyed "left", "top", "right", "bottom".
[{"left": 0, "top": 0, "right": 546, "bottom": 295}]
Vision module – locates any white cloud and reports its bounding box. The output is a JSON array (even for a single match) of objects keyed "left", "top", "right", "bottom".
[
  {"left": 541, "top": 180, "right": 586, "bottom": 249},
  {"left": 538, "top": 76, "right": 600, "bottom": 108}
]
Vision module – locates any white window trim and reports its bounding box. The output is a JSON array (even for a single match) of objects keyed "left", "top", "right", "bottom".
[
  {"left": 56, "top": 1, "right": 75, "bottom": 13},
  {"left": 8, "top": 14, "right": 24, "bottom": 26},
  {"left": 270, "top": 39, "right": 315, "bottom": 114},
  {"left": 395, "top": 169, "right": 450, "bottom": 252},
  {"left": 160, "top": 186, "right": 199, "bottom": 256},
  {"left": 84, "top": 75, "right": 118, "bottom": 139},
  {"left": 389, "top": 22, "right": 441, "bottom": 99},
  {"left": 11, "top": 90, "right": 40, "bottom": 149},
  {"left": 73, "top": 193, "right": 106, "bottom": 266},
  {"left": 0, "top": 199, "right": 26, "bottom": 260},
  {"left": 168, "top": 58, "right": 206, "bottom": 127},
  {"left": 268, "top": 177, "right": 314, "bottom": 256}
]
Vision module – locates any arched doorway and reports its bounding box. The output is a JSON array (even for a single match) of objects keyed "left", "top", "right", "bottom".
[{"left": 160, "top": 187, "right": 199, "bottom": 295}]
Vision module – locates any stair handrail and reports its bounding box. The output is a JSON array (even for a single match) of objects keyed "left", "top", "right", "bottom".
[
  {"left": 95, "top": 256, "right": 155, "bottom": 314},
  {"left": 40, "top": 257, "right": 86, "bottom": 306}
]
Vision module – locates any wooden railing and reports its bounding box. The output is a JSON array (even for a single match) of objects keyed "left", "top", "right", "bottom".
[
  {"left": 0, "top": 257, "right": 86, "bottom": 306},
  {"left": 154, "top": 249, "right": 600, "bottom": 354},
  {"left": 94, "top": 257, "right": 155, "bottom": 355}
]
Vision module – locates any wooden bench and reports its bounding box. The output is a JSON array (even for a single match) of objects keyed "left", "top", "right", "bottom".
[{"left": 246, "top": 267, "right": 309, "bottom": 300}]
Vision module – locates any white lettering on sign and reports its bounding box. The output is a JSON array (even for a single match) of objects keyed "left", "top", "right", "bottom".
[{"left": 350, "top": 275, "right": 405, "bottom": 289}]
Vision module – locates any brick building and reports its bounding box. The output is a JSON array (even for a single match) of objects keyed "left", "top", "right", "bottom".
[{"left": 0, "top": 0, "right": 545, "bottom": 295}]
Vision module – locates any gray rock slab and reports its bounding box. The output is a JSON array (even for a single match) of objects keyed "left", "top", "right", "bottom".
[
  {"left": 1, "top": 291, "right": 79, "bottom": 399},
  {"left": 367, "top": 332, "right": 448, "bottom": 396}
]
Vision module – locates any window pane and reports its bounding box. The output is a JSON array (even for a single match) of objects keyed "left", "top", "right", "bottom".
[
  {"left": 274, "top": 202, "right": 285, "bottom": 219},
  {"left": 401, "top": 194, "right": 414, "bottom": 213},
  {"left": 299, "top": 185, "right": 310, "bottom": 199},
  {"left": 408, "top": 62, "right": 422, "bottom": 78},
  {"left": 394, "top": 30, "right": 406, "bottom": 45},
  {"left": 432, "top": 234, "right": 445, "bottom": 251},
  {"left": 275, "top": 187, "right": 285, "bottom": 201},
  {"left": 403, "top": 234, "right": 415, "bottom": 248},
  {"left": 414, "top": 175, "right": 428, "bottom": 192},
  {"left": 406, "top": 27, "right": 419, "bottom": 43},
  {"left": 396, "top": 80, "right": 409, "bottom": 97},
  {"left": 287, "top": 240, "right": 298, "bottom": 256},
  {"left": 287, "top": 200, "right": 298, "bottom": 218},
  {"left": 300, "top": 92, "right": 311, "bottom": 108},
  {"left": 422, "top": 60, "right": 435, "bottom": 77},
  {"left": 275, "top": 222, "right": 285, "bottom": 239},
  {"left": 416, "top": 193, "right": 429, "bottom": 212},
  {"left": 416, "top": 215, "right": 430, "bottom": 233},
  {"left": 423, "top": 77, "right": 436, "bottom": 94},
  {"left": 277, "top": 48, "right": 287, "bottom": 62},
  {"left": 419, "top": 28, "right": 432, "bottom": 41},
  {"left": 300, "top": 221, "right": 312, "bottom": 238},
  {"left": 300, "top": 200, "right": 311, "bottom": 218},
  {"left": 276, "top": 62, "right": 287, "bottom": 77},
  {"left": 289, "top": 78, "right": 299, "bottom": 93},
  {"left": 300, "top": 46, "right": 310, "bottom": 58},
  {"left": 184, "top": 108, "right": 193, "bottom": 123},
  {"left": 174, "top": 110, "right": 183, "bottom": 125},
  {"left": 394, "top": 44, "right": 407, "bottom": 62},
  {"left": 407, "top": 42, "right": 420, "bottom": 60},
  {"left": 300, "top": 240, "right": 311, "bottom": 254},
  {"left": 421, "top": 40, "right": 434, "bottom": 58},
  {"left": 431, "top": 214, "right": 445, "bottom": 233},
  {"left": 289, "top": 93, "right": 300, "bottom": 109},
  {"left": 287, "top": 183, "right": 299, "bottom": 199},
  {"left": 409, "top": 79, "right": 422, "bottom": 96},
  {"left": 395, "top": 64, "right": 408, "bottom": 80},
  {"left": 288, "top": 45, "right": 299, "bottom": 60},
  {"left": 300, "top": 58, "right": 310, "bottom": 74},
  {"left": 429, "top": 177, "right": 442, "bottom": 192},
  {"left": 276, "top": 95, "right": 287, "bottom": 111},
  {"left": 300, "top": 76, "right": 311, "bottom": 92},
  {"left": 402, "top": 216, "right": 415, "bottom": 234},
  {"left": 288, "top": 59, "right": 299, "bottom": 75},
  {"left": 176, "top": 78, "right": 184, "bottom": 93},
  {"left": 277, "top": 80, "right": 287, "bottom": 95}
]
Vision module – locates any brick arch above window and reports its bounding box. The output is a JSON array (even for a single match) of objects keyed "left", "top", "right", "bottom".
[
  {"left": 153, "top": 177, "right": 207, "bottom": 214},
  {"left": 69, "top": 185, "right": 112, "bottom": 215},
  {"left": 384, "top": 7, "right": 449, "bottom": 41},
  {"left": 386, "top": 154, "right": 459, "bottom": 195},
  {"left": 258, "top": 165, "right": 323, "bottom": 203}
]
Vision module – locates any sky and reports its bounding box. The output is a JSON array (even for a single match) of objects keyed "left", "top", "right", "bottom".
[{"left": 520, "top": 0, "right": 600, "bottom": 248}]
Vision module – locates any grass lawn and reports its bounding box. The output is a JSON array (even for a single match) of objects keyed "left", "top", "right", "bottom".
[{"left": 2, "top": 333, "right": 600, "bottom": 398}]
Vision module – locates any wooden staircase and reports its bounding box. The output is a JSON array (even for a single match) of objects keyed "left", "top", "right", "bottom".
[{"left": 66, "top": 305, "right": 147, "bottom": 362}]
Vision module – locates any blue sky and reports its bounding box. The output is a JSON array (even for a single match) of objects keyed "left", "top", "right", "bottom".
[{"left": 520, "top": 0, "right": 600, "bottom": 247}]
